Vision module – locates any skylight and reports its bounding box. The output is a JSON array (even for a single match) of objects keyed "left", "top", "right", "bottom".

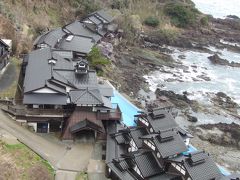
[{"left": 66, "top": 35, "right": 74, "bottom": 42}]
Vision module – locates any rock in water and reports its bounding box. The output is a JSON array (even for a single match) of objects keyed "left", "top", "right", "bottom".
[
  {"left": 187, "top": 115, "right": 198, "bottom": 122},
  {"left": 208, "top": 54, "right": 240, "bottom": 67}
]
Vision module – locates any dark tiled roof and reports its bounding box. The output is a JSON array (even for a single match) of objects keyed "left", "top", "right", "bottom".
[
  {"left": 106, "top": 122, "right": 128, "bottom": 163},
  {"left": 70, "top": 118, "right": 104, "bottom": 133},
  {"left": 184, "top": 151, "right": 222, "bottom": 180},
  {"left": 23, "top": 93, "right": 67, "bottom": 105},
  {"left": 177, "top": 127, "right": 193, "bottom": 138},
  {"left": 129, "top": 127, "right": 148, "bottom": 148},
  {"left": 64, "top": 21, "right": 101, "bottom": 42},
  {"left": 69, "top": 88, "right": 103, "bottom": 106},
  {"left": 147, "top": 110, "right": 178, "bottom": 132},
  {"left": 148, "top": 173, "right": 182, "bottom": 180},
  {"left": 112, "top": 131, "right": 130, "bottom": 145},
  {"left": 142, "top": 130, "right": 187, "bottom": 158},
  {"left": 23, "top": 47, "right": 113, "bottom": 106},
  {"left": 33, "top": 28, "right": 66, "bottom": 48},
  {"left": 133, "top": 151, "right": 164, "bottom": 178},
  {"left": 58, "top": 35, "right": 94, "bottom": 54},
  {"left": 107, "top": 162, "right": 136, "bottom": 180}
]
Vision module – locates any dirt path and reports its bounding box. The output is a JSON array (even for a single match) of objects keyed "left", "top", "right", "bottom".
[{"left": 0, "top": 110, "right": 94, "bottom": 180}]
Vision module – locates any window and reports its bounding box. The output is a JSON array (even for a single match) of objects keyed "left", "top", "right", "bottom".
[
  {"left": 33, "top": 105, "right": 39, "bottom": 109},
  {"left": 144, "top": 140, "right": 156, "bottom": 151},
  {"left": 66, "top": 35, "right": 74, "bottom": 41},
  {"left": 129, "top": 139, "right": 138, "bottom": 152},
  {"left": 150, "top": 128, "right": 153, "bottom": 133},
  {"left": 139, "top": 117, "right": 149, "bottom": 126},
  {"left": 172, "top": 163, "right": 186, "bottom": 175}
]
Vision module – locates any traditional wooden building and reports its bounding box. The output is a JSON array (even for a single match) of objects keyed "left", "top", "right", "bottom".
[
  {"left": 0, "top": 39, "right": 10, "bottom": 70},
  {"left": 21, "top": 47, "right": 121, "bottom": 139},
  {"left": 105, "top": 108, "right": 229, "bottom": 180}
]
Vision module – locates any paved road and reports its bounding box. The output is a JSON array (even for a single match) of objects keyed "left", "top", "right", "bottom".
[
  {"left": 0, "top": 63, "right": 16, "bottom": 91},
  {"left": 0, "top": 110, "right": 93, "bottom": 180}
]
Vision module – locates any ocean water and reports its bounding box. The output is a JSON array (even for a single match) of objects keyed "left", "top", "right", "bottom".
[
  {"left": 143, "top": 1, "right": 240, "bottom": 124},
  {"left": 192, "top": 0, "right": 240, "bottom": 18}
]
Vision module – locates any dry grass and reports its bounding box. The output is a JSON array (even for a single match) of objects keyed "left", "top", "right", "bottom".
[{"left": 119, "top": 0, "right": 170, "bottom": 26}]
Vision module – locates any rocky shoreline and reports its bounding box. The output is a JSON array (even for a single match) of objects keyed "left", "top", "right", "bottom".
[{"left": 104, "top": 10, "right": 240, "bottom": 173}]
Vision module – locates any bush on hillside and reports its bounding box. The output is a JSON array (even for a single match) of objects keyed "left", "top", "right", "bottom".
[
  {"left": 164, "top": 3, "right": 198, "bottom": 28},
  {"left": 87, "top": 47, "right": 110, "bottom": 69},
  {"left": 144, "top": 16, "right": 160, "bottom": 27},
  {"left": 200, "top": 16, "right": 209, "bottom": 26}
]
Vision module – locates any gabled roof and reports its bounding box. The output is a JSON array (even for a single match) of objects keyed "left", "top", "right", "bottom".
[
  {"left": 63, "top": 21, "right": 102, "bottom": 42},
  {"left": 70, "top": 118, "right": 104, "bottom": 133},
  {"left": 69, "top": 88, "right": 103, "bottom": 106},
  {"left": 129, "top": 127, "right": 148, "bottom": 148},
  {"left": 106, "top": 122, "right": 128, "bottom": 163},
  {"left": 111, "top": 130, "right": 130, "bottom": 145},
  {"left": 146, "top": 110, "right": 178, "bottom": 132},
  {"left": 170, "top": 151, "right": 222, "bottom": 180},
  {"left": 123, "top": 150, "right": 164, "bottom": 178},
  {"left": 33, "top": 28, "right": 66, "bottom": 48},
  {"left": 58, "top": 35, "right": 94, "bottom": 54},
  {"left": 141, "top": 129, "right": 188, "bottom": 158},
  {"left": 107, "top": 162, "right": 136, "bottom": 180},
  {"left": 177, "top": 127, "right": 194, "bottom": 139}
]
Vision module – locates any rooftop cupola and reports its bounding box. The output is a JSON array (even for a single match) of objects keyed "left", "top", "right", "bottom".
[
  {"left": 74, "top": 59, "right": 89, "bottom": 75},
  {"left": 48, "top": 54, "right": 57, "bottom": 65}
]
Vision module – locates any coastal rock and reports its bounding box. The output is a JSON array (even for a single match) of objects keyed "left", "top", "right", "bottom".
[
  {"left": 178, "top": 55, "right": 186, "bottom": 59},
  {"left": 208, "top": 54, "right": 240, "bottom": 67},
  {"left": 186, "top": 115, "right": 198, "bottom": 122},
  {"left": 196, "top": 75, "right": 211, "bottom": 81},
  {"left": 155, "top": 89, "right": 192, "bottom": 109},
  {"left": 212, "top": 92, "right": 239, "bottom": 111},
  {"left": 227, "top": 15, "right": 240, "bottom": 20},
  {"left": 194, "top": 123, "right": 240, "bottom": 149}
]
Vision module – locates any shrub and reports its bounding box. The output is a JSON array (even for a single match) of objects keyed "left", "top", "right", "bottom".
[
  {"left": 87, "top": 47, "right": 110, "bottom": 68},
  {"left": 144, "top": 16, "right": 160, "bottom": 27},
  {"left": 164, "top": 3, "right": 198, "bottom": 28},
  {"left": 200, "top": 16, "right": 209, "bottom": 26}
]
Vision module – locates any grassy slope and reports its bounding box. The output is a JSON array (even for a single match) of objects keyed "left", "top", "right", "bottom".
[
  {"left": 0, "top": 141, "right": 54, "bottom": 180},
  {"left": 0, "top": 57, "right": 21, "bottom": 99}
]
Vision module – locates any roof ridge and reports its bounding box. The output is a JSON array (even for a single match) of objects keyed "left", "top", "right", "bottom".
[
  {"left": 87, "top": 88, "right": 103, "bottom": 104},
  {"left": 74, "top": 90, "right": 87, "bottom": 103}
]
